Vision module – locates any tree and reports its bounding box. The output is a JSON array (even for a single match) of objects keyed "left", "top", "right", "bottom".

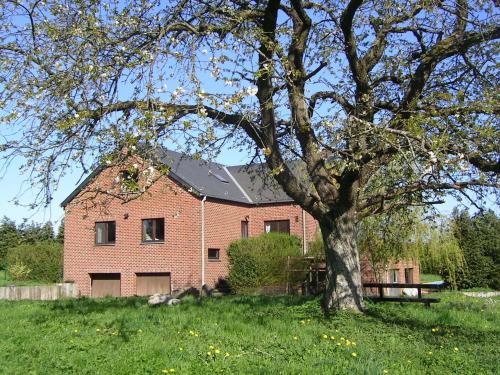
[
  {"left": 18, "top": 221, "right": 54, "bottom": 244},
  {"left": 452, "top": 209, "right": 500, "bottom": 289},
  {"left": 1, "top": 1, "right": 499, "bottom": 311},
  {"left": 0, "top": 216, "right": 21, "bottom": 268},
  {"left": 56, "top": 219, "right": 64, "bottom": 243}
]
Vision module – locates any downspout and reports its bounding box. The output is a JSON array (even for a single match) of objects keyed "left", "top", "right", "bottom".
[
  {"left": 302, "top": 209, "right": 307, "bottom": 255},
  {"left": 200, "top": 195, "right": 207, "bottom": 290}
]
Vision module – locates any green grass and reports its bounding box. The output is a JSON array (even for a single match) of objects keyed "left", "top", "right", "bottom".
[
  {"left": 0, "top": 270, "right": 47, "bottom": 287},
  {"left": 420, "top": 274, "right": 443, "bottom": 283},
  {"left": 0, "top": 293, "right": 498, "bottom": 375}
]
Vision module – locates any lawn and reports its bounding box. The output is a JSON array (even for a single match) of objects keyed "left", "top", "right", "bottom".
[
  {"left": 0, "top": 292, "right": 498, "bottom": 375},
  {"left": 420, "top": 274, "right": 443, "bottom": 283}
]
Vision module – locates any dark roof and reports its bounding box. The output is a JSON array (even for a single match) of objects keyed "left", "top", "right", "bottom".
[{"left": 61, "top": 149, "right": 297, "bottom": 207}]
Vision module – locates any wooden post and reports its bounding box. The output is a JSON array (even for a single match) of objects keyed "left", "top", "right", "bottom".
[{"left": 286, "top": 256, "right": 290, "bottom": 294}]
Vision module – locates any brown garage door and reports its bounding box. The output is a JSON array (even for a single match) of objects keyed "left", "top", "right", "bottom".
[
  {"left": 91, "top": 273, "right": 121, "bottom": 297},
  {"left": 136, "top": 273, "right": 171, "bottom": 296}
]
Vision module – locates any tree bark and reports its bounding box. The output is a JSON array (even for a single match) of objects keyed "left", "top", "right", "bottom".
[{"left": 320, "top": 207, "right": 364, "bottom": 312}]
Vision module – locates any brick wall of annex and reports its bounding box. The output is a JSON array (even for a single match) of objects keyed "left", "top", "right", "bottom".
[{"left": 203, "top": 199, "right": 319, "bottom": 288}]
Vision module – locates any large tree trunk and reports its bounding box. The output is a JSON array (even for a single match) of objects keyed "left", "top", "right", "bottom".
[{"left": 320, "top": 207, "right": 364, "bottom": 312}]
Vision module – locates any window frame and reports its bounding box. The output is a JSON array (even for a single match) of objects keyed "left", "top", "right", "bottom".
[
  {"left": 264, "top": 219, "right": 290, "bottom": 234},
  {"left": 95, "top": 221, "right": 116, "bottom": 246},
  {"left": 207, "top": 248, "right": 220, "bottom": 261},
  {"left": 141, "top": 218, "right": 165, "bottom": 243},
  {"left": 241, "top": 221, "right": 249, "bottom": 238},
  {"left": 404, "top": 268, "right": 414, "bottom": 284}
]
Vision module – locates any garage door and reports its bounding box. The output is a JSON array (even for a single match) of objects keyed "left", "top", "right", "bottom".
[
  {"left": 90, "top": 273, "right": 121, "bottom": 297},
  {"left": 136, "top": 273, "right": 171, "bottom": 296}
]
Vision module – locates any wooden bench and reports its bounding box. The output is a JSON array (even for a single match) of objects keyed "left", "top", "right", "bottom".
[{"left": 363, "top": 282, "right": 447, "bottom": 307}]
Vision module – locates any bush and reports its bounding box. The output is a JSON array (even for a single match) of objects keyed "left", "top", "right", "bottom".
[
  {"left": 8, "top": 262, "right": 32, "bottom": 281},
  {"left": 7, "top": 241, "right": 63, "bottom": 283},
  {"left": 227, "top": 233, "right": 302, "bottom": 293}
]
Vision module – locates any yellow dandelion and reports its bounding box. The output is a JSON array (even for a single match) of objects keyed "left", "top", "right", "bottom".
[
  {"left": 454, "top": 347, "right": 459, "bottom": 352},
  {"left": 224, "top": 352, "right": 230, "bottom": 357},
  {"left": 209, "top": 345, "right": 214, "bottom": 350},
  {"left": 352, "top": 342, "right": 356, "bottom": 346},
  {"left": 346, "top": 340, "right": 351, "bottom": 346},
  {"left": 207, "top": 351, "right": 212, "bottom": 356},
  {"left": 137, "top": 329, "right": 143, "bottom": 333},
  {"left": 383, "top": 370, "right": 389, "bottom": 374},
  {"left": 427, "top": 351, "right": 433, "bottom": 355},
  {"left": 322, "top": 334, "right": 328, "bottom": 339},
  {"left": 215, "top": 349, "right": 220, "bottom": 354},
  {"left": 96, "top": 328, "right": 101, "bottom": 332},
  {"left": 330, "top": 336, "right": 335, "bottom": 340},
  {"left": 169, "top": 370, "right": 175, "bottom": 373},
  {"left": 351, "top": 352, "right": 357, "bottom": 357},
  {"left": 194, "top": 333, "right": 199, "bottom": 337},
  {"left": 179, "top": 347, "right": 183, "bottom": 351},
  {"left": 74, "top": 329, "right": 79, "bottom": 333},
  {"left": 337, "top": 342, "right": 341, "bottom": 346},
  {"left": 300, "top": 320, "right": 305, "bottom": 324},
  {"left": 307, "top": 319, "right": 311, "bottom": 322},
  {"left": 293, "top": 336, "right": 298, "bottom": 341},
  {"left": 162, "top": 370, "right": 168, "bottom": 374}
]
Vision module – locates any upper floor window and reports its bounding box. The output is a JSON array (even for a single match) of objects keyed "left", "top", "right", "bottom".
[
  {"left": 95, "top": 221, "right": 116, "bottom": 245},
  {"left": 241, "top": 221, "right": 249, "bottom": 238},
  {"left": 264, "top": 220, "right": 290, "bottom": 234},
  {"left": 142, "top": 218, "right": 165, "bottom": 243}
]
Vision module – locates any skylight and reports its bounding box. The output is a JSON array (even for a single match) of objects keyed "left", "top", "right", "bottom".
[{"left": 208, "top": 169, "right": 229, "bottom": 183}]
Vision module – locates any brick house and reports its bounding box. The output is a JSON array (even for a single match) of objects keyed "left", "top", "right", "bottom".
[
  {"left": 62, "top": 149, "right": 419, "bottom": 297},
  {"left": 62, "top": 149, "right": 319, "bottom": 297}
]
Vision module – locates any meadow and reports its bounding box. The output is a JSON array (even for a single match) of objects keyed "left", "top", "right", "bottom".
[{"left": 0, "top": 292, "right": 498, "bottom": 374}]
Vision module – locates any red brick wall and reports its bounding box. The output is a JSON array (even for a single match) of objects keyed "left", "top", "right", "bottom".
[
  {"left": 64, "top": 160, "right": 319, "bottom": 296},
  {"left": 203, "top": 199, "right": 319, "bottom": 288},
  {"left": 64, "top": 161, "right": 203, "bottom": 297}
]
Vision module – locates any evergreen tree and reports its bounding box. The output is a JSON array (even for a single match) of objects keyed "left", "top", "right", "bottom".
[{"left": 0, "top": 217, "right": 21, "bottom": 268}]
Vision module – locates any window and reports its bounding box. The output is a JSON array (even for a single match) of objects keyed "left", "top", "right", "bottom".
[
  {"left": 95, "top": 221, "right": 116, "bottom": 245},
  {"left": 404, "top": 268, "right": 414, "bottom": 284},
  {"left": 208, "top": 248, "right": 220, "bottom": 260},
  {"left": 389, "top": 269, "right": 399, "bottom": 283},
  {"left": 241, "top": 221, "right": 249, "bottom": 238},
  {"left": 264, "top": 220, "right": 290, "bottom": 234},
  {"left": 142, "top": 218, "right": 165, "bottom": 242}
]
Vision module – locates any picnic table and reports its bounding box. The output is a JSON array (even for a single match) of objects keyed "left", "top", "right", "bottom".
[{"left": 362, "top": 282, "right": 448, "bottom": 307}]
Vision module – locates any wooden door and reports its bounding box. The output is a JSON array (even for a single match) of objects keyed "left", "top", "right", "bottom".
[
  {"left": 136, "top": 273, "right": 171, "bottom": 296},
  {"left": 91, "top": 273, "right": 121, "bottom": 297}
]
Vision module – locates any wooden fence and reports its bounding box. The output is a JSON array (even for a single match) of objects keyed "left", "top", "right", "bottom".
[{"left": 0, "top": 283, "right": 79, "bottom": 300}]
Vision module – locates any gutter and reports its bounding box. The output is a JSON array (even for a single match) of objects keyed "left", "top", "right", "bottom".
[
  {"left": 200, "top": 195, "right": 207, "bottom": 290},
  {"left": 302, "top": 209, "right": 307, "bottom": 255}
]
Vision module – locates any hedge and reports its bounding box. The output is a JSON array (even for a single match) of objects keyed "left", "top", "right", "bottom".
[
  {"left": 227, "top": 233, "right": 303, "bottom": 293},
  {"left": 7, "top": 241, "right": 63, "bottom": 283}
]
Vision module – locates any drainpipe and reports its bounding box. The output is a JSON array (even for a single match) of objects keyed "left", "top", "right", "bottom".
[
  {"left": 200, "top": 195, "right": 207, "bottom": 290},
  {"left": 302, "top": 209, "right": 307, "bottom": 255}
]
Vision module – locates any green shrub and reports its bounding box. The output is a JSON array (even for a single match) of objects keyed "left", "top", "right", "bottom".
[
  {"left": 8, "top": 262, "right": 32, "bottom": 281},
  {"left": 227, "top": 233, "right": 302, "bottom": 293},
  {"left": 7, "top": 241, "right": 63, "bottom": 283}
]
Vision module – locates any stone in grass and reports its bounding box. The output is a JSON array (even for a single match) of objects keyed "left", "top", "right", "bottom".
[{"left": 148, "top": 293, "right": 181, "bottom": 306}]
